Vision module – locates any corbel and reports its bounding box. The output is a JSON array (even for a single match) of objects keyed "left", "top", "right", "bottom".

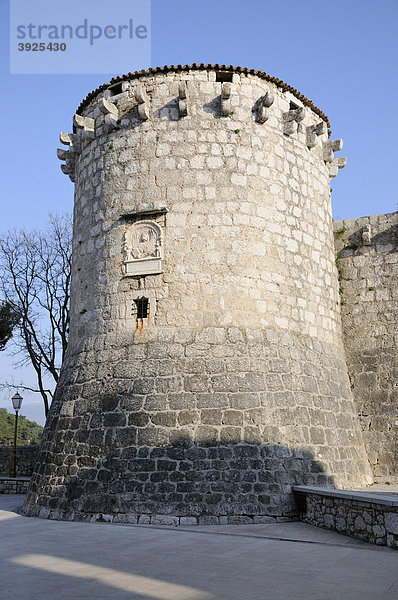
[
  {"left": 73, "top": 114, "right": 95, "bottom": 141},
  {"left": 220, "top": 82, "right": 232, "bottom": 117},
  {"left": 57, "top": 131, "right": 79, "bottom": 182},
  {"left": 135, "top": 86, "right": 150, "bottom": 121},
  {"left": 255, "top": 90, "right": 274, "bottom": 124},
  {"left": 362, "top": 224, "right": 372, "bottom": 246},
  {"left": 327, "top": 157, "right": 347, "bottom": 178},
  {"left": 306, "top": 121, "right": 326, "bottom": 148},
  {"left": 283, "top": 107, "right": 305, "bottom": 135},
  {"left": 178, "top": 82, "right": 188, "bottom": 118},
  {"left": 98, "top": 97, "right": 119, "bottom": 129},
  {"left": 323, "top": 139, "right": 343, "bottom": 162}
]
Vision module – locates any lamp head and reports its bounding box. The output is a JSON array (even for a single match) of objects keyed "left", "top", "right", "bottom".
[{"left": 11, "top": 392, "right": 23, "bottom": 411}]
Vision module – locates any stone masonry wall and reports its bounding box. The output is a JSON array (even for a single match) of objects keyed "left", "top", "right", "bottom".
[
  {"left": 297, "top": 489, "right": 398, "bottom": 550},
  {"left": 334, "top": 213, "right": 398, "bottom": 480},
  {"left": 0, "top": 446, "right": 39, "bottom": 477},
  {"left": 24, "top": 67, "right": 372, "bottom": 522},
  {"left": 0, "top": 477, "right": 31, "bottom": 495},
  {"left": 25, "top": 333, "right": 368, "bottom": 522}
]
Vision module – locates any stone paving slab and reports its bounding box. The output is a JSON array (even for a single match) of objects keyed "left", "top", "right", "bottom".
[
  {"left": 1, "top": 495, "right": 397, "bottom": 600},
  {"left": 177, "top": 522, "right": 379, "bottom": 547}
]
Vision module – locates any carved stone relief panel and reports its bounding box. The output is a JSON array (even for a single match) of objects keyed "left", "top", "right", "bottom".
[{"left": 122, "top": 220, "right": 163, "bottom": 276}]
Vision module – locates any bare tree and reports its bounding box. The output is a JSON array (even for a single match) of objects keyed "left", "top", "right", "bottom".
[{"left": 0, "top": 214, "right": 72, "bottom": 416}]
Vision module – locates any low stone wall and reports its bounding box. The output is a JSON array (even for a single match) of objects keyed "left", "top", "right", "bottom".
[
  {"left": 0, "top": 445, "right": 39, "bottom": 477},
  {"left": 0, "top": 476, "right": 31, "bottom": 494},
  {"left": 293, "top": 485, "right": 398, "bottom": 550}
]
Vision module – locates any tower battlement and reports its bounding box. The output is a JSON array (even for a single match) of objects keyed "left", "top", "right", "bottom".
[{"left": 58, "top": 65, "right": 346, "bottom": 186}]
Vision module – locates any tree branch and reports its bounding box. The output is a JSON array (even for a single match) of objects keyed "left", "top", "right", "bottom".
[{"left": 0, "top": 214, "right": 71, "bottom": 417}]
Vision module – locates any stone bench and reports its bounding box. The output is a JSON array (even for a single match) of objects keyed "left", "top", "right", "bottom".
[
  {"left": 0, "top": 476, "right": 30, "bottom": 495},
  {"left": 293, "top": 485, "right": 398, "bottom": 550}
]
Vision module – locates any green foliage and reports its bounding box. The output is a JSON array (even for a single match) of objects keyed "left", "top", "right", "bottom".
[
  {"left": 335, "top": 256, "right": 344, "bottom": 282},
  {"left": 335, "top": 256, "right": 346, "bottom": 304},
  {"left": 0, "top": 301, "right": 19, "bottom": 351},
  {"left": 336, "top": 227, "right": 346, "bottom": 235},
  {"left": 368, "top": 286, "right": 375, "bottom": 291},
  {"left": 0, "top": 407, "right": 43, "bottom": 446}
]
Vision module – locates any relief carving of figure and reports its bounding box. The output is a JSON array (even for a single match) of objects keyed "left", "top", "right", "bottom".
[
  {"left": 131, "top": 225, "right": 158, "bottom": 259},
  {"left": 123, "top": 221, "right": 162, "bottom": 270}
]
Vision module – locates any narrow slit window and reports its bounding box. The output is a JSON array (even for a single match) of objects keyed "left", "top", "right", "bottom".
[
  {"left": 216, "top": 71, "right": 233, "bottom": 83},
  {"left": 134, "top": 297, "right": 149, "bottom": 319},
  {"left": 109, "top": 82, "right": 123, "bottom": 96}
]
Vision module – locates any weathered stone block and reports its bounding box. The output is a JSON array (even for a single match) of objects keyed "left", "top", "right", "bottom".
[{"left": 385, "top": 513, "right": 398, "bottom": 535}]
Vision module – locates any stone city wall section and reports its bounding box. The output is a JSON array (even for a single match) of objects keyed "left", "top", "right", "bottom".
[
  {"left": 334, "top": 212, "right": 398, "bottom": 481},
  {"left": 0, "top": 445, "right": 39, "bottom": 477}
]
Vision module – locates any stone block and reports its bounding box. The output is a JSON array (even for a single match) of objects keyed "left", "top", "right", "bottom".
[
  {"left": 179, "top": 516, "right": 198, "bottom": 525},
  {"left": 252, "top": 515, "right": 276, "bottom": 524},
  {"left": 151, "top": 514, "right": 179, "bottom": 526},
  {"left": 385, "top": 512, "right": 398, "bottom": 535}
]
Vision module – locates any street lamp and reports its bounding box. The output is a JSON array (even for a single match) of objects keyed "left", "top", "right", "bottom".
[{"left": 10, "top": 392, "right": 23, "bottom": 478}]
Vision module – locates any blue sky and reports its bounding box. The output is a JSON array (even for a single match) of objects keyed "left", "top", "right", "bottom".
[{"left": 0, "top": 0, "right": 397, "bottom": 425}]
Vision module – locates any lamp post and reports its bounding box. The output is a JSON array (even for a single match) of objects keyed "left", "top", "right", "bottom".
[{"left": 10, "top": 392, "right": 23, "bottom": 478}]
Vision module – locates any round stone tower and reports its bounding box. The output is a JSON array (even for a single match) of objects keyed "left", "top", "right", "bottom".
[{"left": 23, "top": 64, "right": 372, "bottom": 524}]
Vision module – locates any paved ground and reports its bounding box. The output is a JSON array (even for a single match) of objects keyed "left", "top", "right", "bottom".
[{"left": 1, "top": 495, "right": 397, "bottom": 600}]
